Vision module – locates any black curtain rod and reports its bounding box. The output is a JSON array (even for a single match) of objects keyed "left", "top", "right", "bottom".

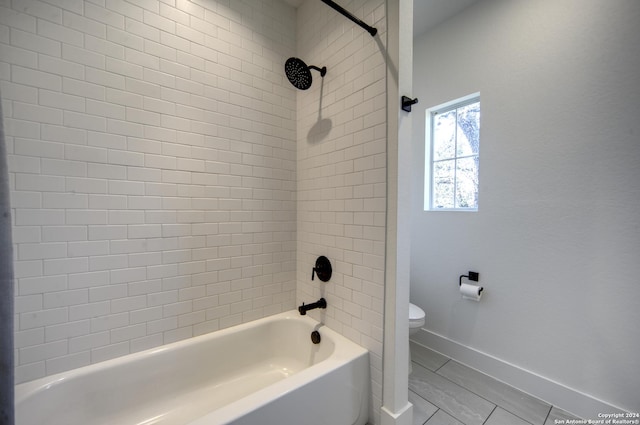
[{"left": 320, "top": 0, "right": 378, "bottom": 37}]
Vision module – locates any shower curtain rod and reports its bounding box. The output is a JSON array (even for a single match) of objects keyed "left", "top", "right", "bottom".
[{"left": 320, "top": 0, "right": 378, "bottom": 37}]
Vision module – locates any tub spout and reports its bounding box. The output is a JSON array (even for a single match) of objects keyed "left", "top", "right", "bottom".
[{"left": 298, "top": 298, "right": 327, "bottom": 315}]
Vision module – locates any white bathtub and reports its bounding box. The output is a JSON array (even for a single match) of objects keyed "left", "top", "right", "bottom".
[{"left": 15, "top": 311, "right": 369, "bottom": 425}]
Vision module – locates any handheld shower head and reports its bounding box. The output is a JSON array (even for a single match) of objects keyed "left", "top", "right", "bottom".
[{"left": 284, "top": 57, "right": 327, "bottom": 90}]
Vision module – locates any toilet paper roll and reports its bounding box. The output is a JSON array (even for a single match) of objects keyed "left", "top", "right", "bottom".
[{"left": 460, "top": 282, "right": 483, "bottom": 301}]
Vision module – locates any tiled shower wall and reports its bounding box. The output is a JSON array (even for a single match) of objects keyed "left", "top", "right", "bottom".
[
  {"left": 0, "top": 0, "right": 298, "bottom": 384},
  {"left": 295, "top": 0, "right": 387, "bottom": 423}
]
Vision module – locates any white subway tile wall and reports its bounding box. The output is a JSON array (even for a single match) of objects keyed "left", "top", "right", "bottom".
[
  {"left": 295, "top": 1, "right": 386, "bottom": 423},
  {"left": 2, "top": 0, "right": 298, "bottom": 384}
]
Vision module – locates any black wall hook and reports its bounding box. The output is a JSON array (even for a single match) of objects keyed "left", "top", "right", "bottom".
[{"left": 401, "top": 96, "right": 419, "bottom": 112}]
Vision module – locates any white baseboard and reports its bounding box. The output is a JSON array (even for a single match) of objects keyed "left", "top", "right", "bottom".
[
  {"left": 380, "top": 402, "right": 413, "bottom": 425},
  {"left": 411, "top": 329, "right": 626, "bottom": 420}
]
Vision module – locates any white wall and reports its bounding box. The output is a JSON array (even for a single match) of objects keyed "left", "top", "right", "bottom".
[
  {"left": 1, "top": 0, "right": 298, "bottom": 384},
  {"left": 411, "top": 0, "right": 640, "bottom": 414},
  {"left": 295, "top": 0, "right": 387, "bottom": 423}
]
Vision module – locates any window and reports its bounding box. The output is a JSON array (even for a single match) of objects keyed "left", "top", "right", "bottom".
[{"left": 425, "top": 94, "right": 480, "bottom": 211}]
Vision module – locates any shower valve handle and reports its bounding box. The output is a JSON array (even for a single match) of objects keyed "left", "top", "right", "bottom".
[
  {"left": 311, "top": 256, "right": 332, "bottom": 282},
  {"left": 311, "top": 266, "right": 325, "bottom": 280}
]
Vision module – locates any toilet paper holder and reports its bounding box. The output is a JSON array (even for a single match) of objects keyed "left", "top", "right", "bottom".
[
  {"left": 459, "top": 271, "right": 483, "bottom": 300},
  {"left": 459, "top": 271, "right": 479, "bottom": 286}
]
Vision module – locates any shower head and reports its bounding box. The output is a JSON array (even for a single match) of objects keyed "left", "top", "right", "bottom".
[{"left": 284, "top": 57, "right": 327, "bottom": 90}]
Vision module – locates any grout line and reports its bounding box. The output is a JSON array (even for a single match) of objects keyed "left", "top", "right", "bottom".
[
  {"left": 542, "top": 405, "right": 552, "bottom": 425},
  {"left": 482, "top": 405, "right": 497, "bottom": 425},
  {"left": 433, "top": 357, "right": 450, "bottom": 373},
  {"left": 423, "top": 407, "right": 438, "bottom": 425}
]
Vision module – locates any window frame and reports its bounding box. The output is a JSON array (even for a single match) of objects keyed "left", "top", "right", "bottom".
[{"left": 424, "top": 93, "right": 480, "bottom": 211}]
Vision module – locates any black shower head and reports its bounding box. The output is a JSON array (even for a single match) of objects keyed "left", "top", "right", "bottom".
[{"left": 284, "top": 57, "right": 327, "bottom": 90}]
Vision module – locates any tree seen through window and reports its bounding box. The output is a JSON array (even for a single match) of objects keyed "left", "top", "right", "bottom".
[{"left": 429, "top": 98, "right": 480, "bottom": 210}]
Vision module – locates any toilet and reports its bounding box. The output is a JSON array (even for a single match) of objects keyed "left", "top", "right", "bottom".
[
  {"left": 409, "top": 302, "right": 425, "bottom": 335},
  {"left": 408, "top": 303, "right": 425, "bottom": 374}
]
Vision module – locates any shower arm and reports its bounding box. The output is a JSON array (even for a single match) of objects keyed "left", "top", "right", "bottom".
[
  {"left": 308, "top": 65, "right": 327, "bottom": 77},
  {"left": 320, "top": 0, "right": 378, "bottom": 37}
]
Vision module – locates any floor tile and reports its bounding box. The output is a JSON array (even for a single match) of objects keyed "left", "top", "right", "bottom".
[
  {"left": 485, "top": 407, "right": 532, "bottom": 425},
  {"left": 437, "top": 360, "right": 551, "bottom": 425},
  {"left": 425, "top": 410, "right": 464, "bottom": 425},
  {"left": 409, "top": 390, "right": 438, "bottom": 425},
  {"left": 410, "top": 341, "right": 449, "bottom": 371},
  {"left": 544, "top": 406, "right": 581, "bottom": 425},
  {"left": 409, "top": 362, "right": 496, "bottom": 425}
]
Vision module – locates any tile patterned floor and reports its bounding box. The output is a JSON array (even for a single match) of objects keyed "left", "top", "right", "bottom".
[{"left": 409, "top": 341, "right": 582, "bottom": 425}]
